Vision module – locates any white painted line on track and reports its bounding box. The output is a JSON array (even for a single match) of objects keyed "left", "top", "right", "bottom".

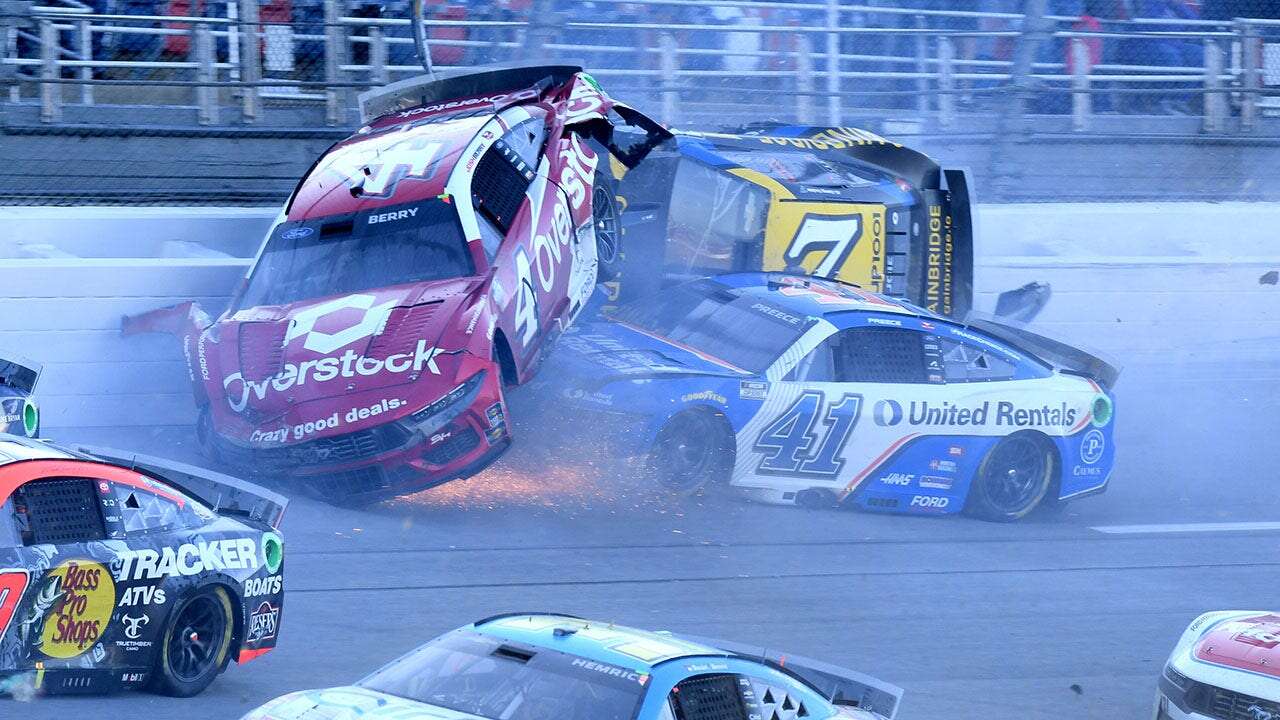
[{"left": 1091, "top": 522, "right": 1280, "bottom": 534}]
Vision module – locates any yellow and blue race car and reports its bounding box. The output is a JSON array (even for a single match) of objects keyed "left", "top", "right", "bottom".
[
  {"left": 545, "top": 273, "right": 1117, "bottom": 522},
  {"left": 242, "top": 612, "right": 902, "bottom": 720},
  {"left": 606, "top": 123, "right": 973, "bottom": 319}
]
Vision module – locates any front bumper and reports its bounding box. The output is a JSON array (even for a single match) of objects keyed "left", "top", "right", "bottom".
[
  {"left": 1156, "top": 670, "right": 1280, "bottom": 720},
  {"left": 210, "top": 389, "right": 512, "bottom": 502}
]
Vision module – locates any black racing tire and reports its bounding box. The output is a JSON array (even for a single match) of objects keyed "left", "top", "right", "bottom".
[
  {"left": 966, "top": 432, "right": 1056, "bottom": 522},
  {"left": 647, "top": 410, "right": 734, "bottom": 494},
  {"left": 146, "top": 585, "right": 235, "bottom": 697},
  {"left": 592, "top": 166, "right": 623, "bottom": 283}
]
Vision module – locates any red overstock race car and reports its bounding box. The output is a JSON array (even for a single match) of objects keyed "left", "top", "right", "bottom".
[{"left": 125, "top": 64, "right": 668, "bottom": 502}]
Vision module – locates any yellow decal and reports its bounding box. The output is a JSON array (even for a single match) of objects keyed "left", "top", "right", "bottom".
[
  {"left": 924, "top": 203, "right": 954, "bottom": 315},
  {"left": 39, "top": 559, "right": 115, "bottom": 659},
  {"left": 763, "top": 201, "right": 886, "bottom": 291}
]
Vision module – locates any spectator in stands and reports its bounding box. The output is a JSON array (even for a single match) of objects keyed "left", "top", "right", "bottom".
[{"left": 1121, "top": 0, "right": 1204, "bottom": 113}]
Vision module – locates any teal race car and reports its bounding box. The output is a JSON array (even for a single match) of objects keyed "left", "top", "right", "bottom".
[{"left": 242, "top": 612, "right": 902, "bottom": 720}]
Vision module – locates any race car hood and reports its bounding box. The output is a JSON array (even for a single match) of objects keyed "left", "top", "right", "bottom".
[
  {"left": 205, "top": 279, "right": 482, "bottom": 432},
  {"left": 554, "top": 323, "right": 750, "bottom": 388},
  {"left": 244, "top": 686, "right": 486, "bottom": 720}
]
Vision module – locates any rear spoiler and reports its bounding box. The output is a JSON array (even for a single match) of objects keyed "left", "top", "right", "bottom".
[
  {"left": 965, "top": 315, "right": 1121, "bottom": 390},
  {"left": 358, "top": 62, "right": 584, "bottom": 123},
  {"left": 69, "top": 444, "right": 287, "bottom": 528},
  {"left": 0, "top": 351, "right": 41, "bottom": 395},
  {"left": 675, "top": 634, "right": 904, "bottom": 719}
]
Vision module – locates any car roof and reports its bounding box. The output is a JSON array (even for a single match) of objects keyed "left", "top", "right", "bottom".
[
  {"left": 472, "top": 613, "right": 730, "bottom": 672},
  {"left": 0, "top": 434, "right": 72, "bottom": 465},
  {"left": 709, "top": 272, "right": 934, "bottom": 321}
]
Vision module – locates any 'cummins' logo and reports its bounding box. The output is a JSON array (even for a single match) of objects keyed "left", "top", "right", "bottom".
[{"left": 285, "top": 293, "right": 397, "bottom": 355}]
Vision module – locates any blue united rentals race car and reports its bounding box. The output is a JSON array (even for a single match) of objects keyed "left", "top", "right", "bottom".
[
  {"left": 0, "top": 352, "right": 40, "bottom": 438},
  {"left": 241, "top": 612, "right": 902, "bottom": 720},
  {"left": 544, "top": 273, "right": 1118, "bottom": 522}
]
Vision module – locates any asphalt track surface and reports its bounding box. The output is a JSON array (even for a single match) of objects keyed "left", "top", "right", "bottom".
[{"left": 13, "top": 350, "right": 1280, "bottom": 720}]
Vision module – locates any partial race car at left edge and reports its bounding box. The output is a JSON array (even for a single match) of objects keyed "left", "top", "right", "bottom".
[
  {"left": 0, "top": 352, "right": 41, "bottom": 439},
  {"left": 0, "top": 434, "right": 286, "bottom": 697}
]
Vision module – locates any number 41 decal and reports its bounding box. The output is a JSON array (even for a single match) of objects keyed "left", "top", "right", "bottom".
[{"left": 754, "top": 391, "right": 863, "bottom": 477}]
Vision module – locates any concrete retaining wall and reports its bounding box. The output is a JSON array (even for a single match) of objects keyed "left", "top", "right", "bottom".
[{"left": 1, "top": 203, "right": 1276, "bottom": 429}]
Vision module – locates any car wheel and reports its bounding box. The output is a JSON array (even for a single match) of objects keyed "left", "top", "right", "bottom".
[
  {"left": 147, "top": 586, "right": 235, "bottom": 697},
  {"left": 967, "top": 432, "right": 1055, "bottom": 522},
  {"left": 647, "top": 410, "right": 733, "bottom": 493},
  {"left": 592, "top": 168, "right": 623, "bottom": 282}
]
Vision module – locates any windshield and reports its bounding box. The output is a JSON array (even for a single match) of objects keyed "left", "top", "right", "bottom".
[
  {"left": 360, "top": 631, "right": 645, "bottom": 720},
  {"left": 237, "top": 198, "right": 473, "bottom": 309},
  {"left": 610, "top": 279, "right": 808, "bottom": 373}
]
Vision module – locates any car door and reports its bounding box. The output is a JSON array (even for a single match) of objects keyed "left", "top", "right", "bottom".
[
  {"left": 732, "top": 320, "right": 956, "bottom": 500},
  {"left": 4, "top": 475, "right": 123, "bottom": 677}
]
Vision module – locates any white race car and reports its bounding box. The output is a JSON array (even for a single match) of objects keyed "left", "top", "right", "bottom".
[{"left": 1155, "top": 611, "right": 1280, "bottom": 720}]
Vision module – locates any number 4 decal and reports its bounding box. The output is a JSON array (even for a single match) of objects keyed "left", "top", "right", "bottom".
[
  {"left": 754, "top": 391, "right": 862, "bottom": 477},
  {"left": 0, "top": 569, "right": 30, "bottom": 642}
]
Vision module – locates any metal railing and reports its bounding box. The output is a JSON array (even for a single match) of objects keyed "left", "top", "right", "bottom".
[{"left": 3, "top": 1, "right": 1280, "bottom": 133}]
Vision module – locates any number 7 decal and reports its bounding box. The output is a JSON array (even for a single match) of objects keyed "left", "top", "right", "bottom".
[
  {"left": 754, "top": 391, "right": 863, "bottom": 477},
  {"left": 0, "top": 569, "right": 30, "bottom": 643}
]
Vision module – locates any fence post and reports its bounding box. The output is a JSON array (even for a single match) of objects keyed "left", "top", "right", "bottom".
[
  {"left": 370, "top": 25, "right": 388, "bottom": 86},
  {"left": 914, "top": 15, "right": 928, "bottom": 116},
  {"left": 938, "top": 35, "right": 955, "bottom": 129},
  {"left": 796, "top": 32, "right": 813, "bottom": 125},
  {"left": 1203, "top": 38, "right": 1225, "bottom": 134},
  {"left": 77, "top": 18, "right": 92, "bottom": 105},
  {"left": 1237, "top": 20, "right": 1259, "bottom": 132},
  {"left": 195, "top": 21, "right": 217, "bottom": 125},
  {"left": 658, "top": 31, "right": 677, "bottom": 126},
  {"left": 825, "top": 0, "right": 840, "bottom": 125},
  {"left": 238, "top": 0, "right": 261, "bottom": 122},
  {"left": 1070, "top": 37, "right": 1091, "bottom": 132},
  {"left": 39, "top": 18, "right": 59, "bottom": 123},
  {"left": 324, "top": 0, "right": 348, "bottom": 127}
]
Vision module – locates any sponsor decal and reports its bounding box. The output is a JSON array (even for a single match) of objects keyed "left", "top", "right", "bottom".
[
  {"left": 114, "top": 538, "right": 259, "bottom": 582},
  {"left": 121, "top": 614, "right": 149, "bottom": 640},
  {"left": 919, "top": 475, "right": 953, "bottom": 490},
  {"left": 1248, "top": 706, "right": 1275, "bottom": 720},
  {"left": 485, "top": 403, "right": 505, "bottom": 428},
  {"left": 739, "top": 380, "right": 768, "bottom": 400},
  {"left": 0, "top": 569, "right": 30, "bottom": 643},
  {"left": 1072, "top": 464, "right": 1103, "bottom": 477},
  {"left": 248, "top": 398, "right": 408, "bottom": 445},
  {"left": 681, "top": 390, "right": 728, "bottom": 405},
  {"left": 244, "top": 575, "right": 282, "bottom": 598},
  {"left": 867, "top": 316, "right": 902, "bottom": 327},
  {"left": 287, "top": 293, "right": 395, "bottom": 355},
  {"left": 948, "top": 445, "right": 964, "bottom": 457},
  {"left": 924, "top": 204, "right": 953, "bottom": 315},
  {"left": 928, "top": 458, "right": 958, "bottom": 473},
  {"left": 366, "top": 207, "right": 418, "bottom": 225},
  {"left": 1080, "top": 429, "right": 1105, "bottom": 465},
  {"left": 395, "top": 92, "right": 528, "bottom": 119},
  {"left": 1237, "top": 624, "right": 1280, "bottom": 648},
  {"left": 247, "top": 602, "right": 280, "bottom": 643},
  {"left": 121, "top": 672, "right": 146, "bottom": 683},
  {"left": 872, "top": 399, "right": 1077, "bottom": 428},
  {"left": 223, "top": 344, "right": 441, "bottom": 414},
  {"left": 117, "top": 585, "right": 166, "bottom": 607},
  {"left": 280, "top": 226, "right": 314, "bottom": 241},
  {"left": 40, "top": 560, "right": 116, "bottom": 659},
  {"left": 566, "top": 388, "right": 614, "bottom": 406},
  {"left": 909, "top": 495, "right": 950, "bottom": 509},
  {"left": 570, "top": 658, "right": 643, "bottom": 682},
  {"left": 879, "top": 472, "right": 914, "bottom": 486},
  {"left": 429, "top": 430, "right": 452, "bottom": 445}
]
